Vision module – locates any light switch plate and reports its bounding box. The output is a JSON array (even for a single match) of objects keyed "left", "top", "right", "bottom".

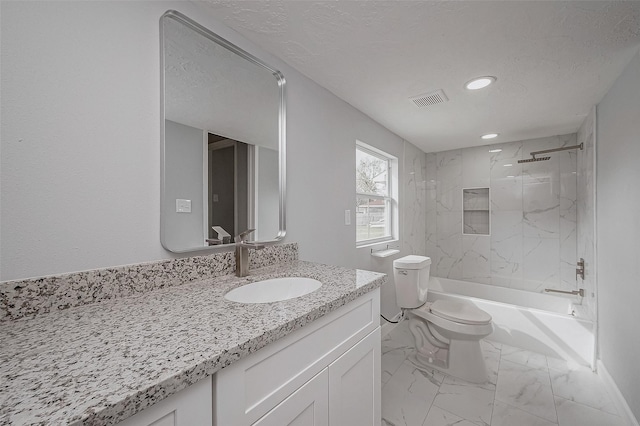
[
  {"left": 176, "top": 199, "right": 192, "bottom": 213},
  {"left": 344, "top": 209, "right": 351, "bottom": 225}
]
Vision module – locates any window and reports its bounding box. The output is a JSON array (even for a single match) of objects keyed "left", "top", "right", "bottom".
[{"left": 356, "top": 142, "right": 396, "bottom": 245}]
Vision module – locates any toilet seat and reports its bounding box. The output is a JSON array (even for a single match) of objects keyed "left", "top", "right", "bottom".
[
  {"left": 429, "top": 299, "right": 492, "bottom": 325},
  {"left": 412, "top": 300, "right": 491, "bottom": 326}
]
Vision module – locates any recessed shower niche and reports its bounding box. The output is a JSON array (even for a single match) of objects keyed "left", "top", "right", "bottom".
[{"left": 463, "top": 188, "right": 490, "bottom": 235}]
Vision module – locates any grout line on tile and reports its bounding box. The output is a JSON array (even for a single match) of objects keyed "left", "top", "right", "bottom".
[
  {"left": 499, "top": 400, "right": 560, "bottom": 426},
  {"left": 547, "top": 357, "right": 560, "bottom": 424},
  {"left": 490, "top": 352, "right": 501, "bottom": 425}
]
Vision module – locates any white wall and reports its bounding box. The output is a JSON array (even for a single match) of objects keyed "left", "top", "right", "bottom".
[
  {"left": 256, "top": 147, "right": 279, "bottom": 241},
  {"left": 163, "top": 120, "right": 205, "bottom": 251},
  {"left": 2, "top": 1, "right": 168, "bottom": 279},
  {"left": 0, "top": 0, "right": 423, "bottom": 296},
  {"left": 596, "top": 50, "right": 640, "bottom": 420},
  {"left": 376, "top": 141, "right": 427, "bottom": 319}
]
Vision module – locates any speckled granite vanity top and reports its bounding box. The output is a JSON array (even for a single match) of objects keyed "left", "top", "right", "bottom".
[{"left": 0, "top": 260, "right": 385, "bottom": 425}]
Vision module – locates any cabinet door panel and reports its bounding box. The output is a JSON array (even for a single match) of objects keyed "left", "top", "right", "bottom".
[
  {"left": 116, "top": 376, "right": 212, "bottom": 426},
  {"left": 149, "top": 413, "right": 174, "bottom": 426},
  {"left": 215, "top": 290, "right": 379, "bottom": 425},
  {"left": 253, "top": 369, "right": 329, "bottom": 426},
  {"left": 328, "top": 328, "right": 381, "bottom": 426}
]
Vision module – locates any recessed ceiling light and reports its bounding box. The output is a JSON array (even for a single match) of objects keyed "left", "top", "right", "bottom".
[
  {"left": 489, "top": 148, "right": 502, "bottom": 153},
  {"left": 504, "top": 163, "right": 513, "bottom": 167},
  {"left": 465, "top": 76, "right": 496, "bottom": 90},
  {"left": 481, "top": 133, "right": 499, "bottom": 140}
]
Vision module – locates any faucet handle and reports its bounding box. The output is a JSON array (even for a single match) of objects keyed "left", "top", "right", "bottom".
[{"left": 235, "top": 229, "right": 256, "bottom": 243}]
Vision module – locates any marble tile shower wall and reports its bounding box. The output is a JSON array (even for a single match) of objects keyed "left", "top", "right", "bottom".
[{"left": 425, "top": 134, "right": 580, "bottom": 294}]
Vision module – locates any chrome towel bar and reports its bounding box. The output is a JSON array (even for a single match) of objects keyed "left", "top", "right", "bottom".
[{"left": 544, "top": 288, "right": 585, "bottom": 297}]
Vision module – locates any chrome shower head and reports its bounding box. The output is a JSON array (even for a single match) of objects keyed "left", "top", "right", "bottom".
[
  {"left": 518, "top": 143, "right": 583, "bottom": 164},
  {"left": 517, "top": 156, "right": 550, "bottom": 164}
]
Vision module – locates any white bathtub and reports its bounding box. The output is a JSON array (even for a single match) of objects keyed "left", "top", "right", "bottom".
[{"left": 427, "top": 277, "right": 595, "bottom": 368}]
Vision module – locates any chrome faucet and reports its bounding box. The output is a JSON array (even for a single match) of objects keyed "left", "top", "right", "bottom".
[{"left": 234, "top": 229, "right": 265, "bottom": 277}]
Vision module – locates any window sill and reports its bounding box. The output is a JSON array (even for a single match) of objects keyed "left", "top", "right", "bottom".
[
  {"left": 370, "top": 248, "right": 400, "bottom": 258},
  {"left": 356, "top": 238, "right": 399, "bottom": 250}
]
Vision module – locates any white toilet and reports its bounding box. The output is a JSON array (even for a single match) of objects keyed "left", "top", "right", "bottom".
[{"left": 393, "top": 255, "right": 493, "bottom": 383}]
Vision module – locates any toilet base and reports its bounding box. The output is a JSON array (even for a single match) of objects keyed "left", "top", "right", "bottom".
[
  {"left": 408, "top": 317, "right": 490, "bottom": 384},
  {"left": 412, "top": 339, "right": 489, "bottom": 384}
]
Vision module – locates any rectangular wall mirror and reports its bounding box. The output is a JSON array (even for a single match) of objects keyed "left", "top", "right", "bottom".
[{"left": 160, "top": 10, "right": 286, "bottom": 253}]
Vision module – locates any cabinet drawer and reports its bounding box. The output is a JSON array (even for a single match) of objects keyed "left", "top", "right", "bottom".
[{"left": 215, "top": 289, "right": 379, "bottom": 425}]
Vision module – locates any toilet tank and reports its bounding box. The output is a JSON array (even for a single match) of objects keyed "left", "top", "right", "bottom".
[{"left": 393, "top": 255, "right": 431, "bottom": 309}]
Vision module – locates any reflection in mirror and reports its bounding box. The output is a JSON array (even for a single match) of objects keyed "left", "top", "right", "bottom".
[
  {"left": 205, "top": 133, "right": 280, "bottom": 244},
  {"left": 160, "top": 11, "right": 285, "bottom": 253}
]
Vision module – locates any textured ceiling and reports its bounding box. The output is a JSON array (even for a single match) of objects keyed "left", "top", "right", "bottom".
[
  {"left": 197, "top": 1, "right": 640, "bottom": 152},
  {"left": 164, "top": 15, "right": 279, "bottom": 150}
]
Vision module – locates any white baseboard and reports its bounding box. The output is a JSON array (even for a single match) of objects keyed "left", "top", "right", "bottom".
[
  {"left": 380, "top": 312, "right": 403, "bottom": 338},
  {"left": 380, "top": 321, "right": 397, "bottom": 338},
  {"left": 597, "top": 359, "right": 639, "bottom": 426}
]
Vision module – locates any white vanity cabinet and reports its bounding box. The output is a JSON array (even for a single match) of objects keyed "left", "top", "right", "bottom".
[
  {"left": 115, "top": 375, "right": 212, "bottom": 426},
  {"left": 253, "top": 369, "right": 329, "bottom": 426},
  {"left": 214, "top": 289, "right": 381, "bottom": 426},
  {"left": 327, "top": 328, "right": 379, "bottom": 425},
  {"left": 116, "top": 289, "right": 380, "bottom": 426}
]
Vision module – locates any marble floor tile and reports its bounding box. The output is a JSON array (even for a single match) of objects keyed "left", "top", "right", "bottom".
[
  {"left": 382, "top": 359, "right": 444, "bottom": 425},
  {"left": 387, "top": 359, "right": 444, "bottom": 402},
  {"left": 482, "top": 339, "right": 503, "bottom": 353},
  {"left": 384, "top": 320, "right": 416, "bottom": 348},
  {"left": 546, "top": 356, "right": 588, "bottom": 372},
  {"left": 501, "top": 344, "right": 549, "bottom": 370},
  {"left": 382, "top": 344, "right": 413, "bottom": 385},
  {"left": 549, "top": 367, "right": 618, "bottom": 415},
  {"left": 405, "top": 355, "right": 447, "bottom": 384},
  {"left": 381, "top": 320, "right": 398, "bottom": 338},
  {"left": 432, "top": 375, "right": 495, "bottom": 425},
  {"left": 422, "top": 406, "right": 479, "bottom": 426},
  {"left": 491, "top": 400, "right": 558, "bottom": 426},
  {"left": 382, "top": 319, "right": 623, "bottom": 426},
  {"left": 495, "top": 359, "right": 557, "bottom": 423},
  {"left": 482, "top": 340, "right": 502, "bottom": 385},
  {"left": 382, "top": 379, "right": 432, "bottom": 426},
  {"left": 554, "top": 397, "right": 626, "bottom": 426},
  {"left": 382, "top": 321, "right": 416, "bottom": 384}
]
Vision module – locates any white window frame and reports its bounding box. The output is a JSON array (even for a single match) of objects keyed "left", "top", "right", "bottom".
[{"left": 356, "top": 141, "right": 398, "bottom": 247}]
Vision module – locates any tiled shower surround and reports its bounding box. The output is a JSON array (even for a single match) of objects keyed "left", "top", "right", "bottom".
[{"left": 425, "top": 134, "right": 581, "bottom": 295}]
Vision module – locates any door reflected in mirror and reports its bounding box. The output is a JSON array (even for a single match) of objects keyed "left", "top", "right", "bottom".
[
  {"left": 160, "top": 11, "right": 285, "bottom": 253},
  {"left": 205, "top": 133, "right": 279, "bottom": 245}
]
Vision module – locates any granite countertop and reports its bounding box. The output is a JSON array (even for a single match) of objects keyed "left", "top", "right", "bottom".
[{"left": 0, "top": 260, "right": 385, "bottom": 425}]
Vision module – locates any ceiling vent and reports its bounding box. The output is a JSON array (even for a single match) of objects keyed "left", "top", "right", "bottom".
[{"left": 409, "top": 89, "right": 449, "bottom": 107}]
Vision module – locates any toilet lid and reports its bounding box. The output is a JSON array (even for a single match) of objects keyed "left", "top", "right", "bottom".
[{"left": 429, "top": 299, "right": 492, "bottom": 325}]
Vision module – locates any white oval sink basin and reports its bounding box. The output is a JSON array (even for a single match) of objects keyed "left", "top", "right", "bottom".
[{"left": 224, "top": 277, "right": 322, "bottom": 304}]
